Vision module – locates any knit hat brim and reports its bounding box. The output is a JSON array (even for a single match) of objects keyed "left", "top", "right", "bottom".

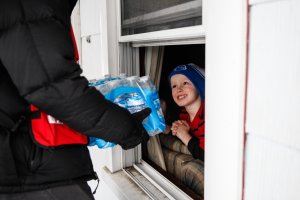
[{"left": 168, "top": 63, "right": 205, "bottom": 100}]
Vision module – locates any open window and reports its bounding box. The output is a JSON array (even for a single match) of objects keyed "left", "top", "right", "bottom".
[
  {"left": 139, "top": 44, "right": 205, "bottom": 199},
  {"left": 100, "top": 0, "right": 206, "bottom": 199},
  {"left": 116, "top": 42, "right": 205, "bottom": 200},
  {"left": 111, "top": 43, "right": 205, "bottom": 199}
]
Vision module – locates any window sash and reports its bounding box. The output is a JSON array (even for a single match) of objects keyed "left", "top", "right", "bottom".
[
  {"left": 116, "top": 0, "right": 205, "bottom": 43},
  {"left": 120, "top": 0, "right": 202, "bottom": 36}
]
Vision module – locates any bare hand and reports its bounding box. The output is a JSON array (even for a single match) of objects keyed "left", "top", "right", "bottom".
[{"left": 171, "top": 120, "right": 192, "bottom": 145}]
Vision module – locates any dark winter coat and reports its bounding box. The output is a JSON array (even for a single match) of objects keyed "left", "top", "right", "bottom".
[{"left": 0, "top": 0, "right": 147, "bottom": 193}]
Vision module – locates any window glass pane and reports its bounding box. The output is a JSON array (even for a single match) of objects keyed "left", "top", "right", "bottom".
[{"left": 120, "top": 0, "right": 202, "bottom": 36}]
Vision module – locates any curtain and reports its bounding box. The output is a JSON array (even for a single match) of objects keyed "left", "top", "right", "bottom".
[
  {"left": 119, "top": 44, "right": 166, "bottom": 171},
  {"left": 119, "top": 43, "right": 140, "bottom": 76},
  {"left": 144, "top": 46, "right": 167, "bottom": 171}
]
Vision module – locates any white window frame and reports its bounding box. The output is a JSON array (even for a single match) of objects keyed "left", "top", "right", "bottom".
[
  {"left": 103, "top": 0, "right": 248, "bottom": 200},
  {"left": 102, "top": 1, "right": 206, "bottom": 199},
  {"left": 105, "top": 0, "right": 206, "bottom": 170}
]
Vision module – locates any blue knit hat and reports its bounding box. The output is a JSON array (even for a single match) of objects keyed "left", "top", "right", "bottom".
[{"left": 168, "top": 63, "right": 205, "bottom": 100}]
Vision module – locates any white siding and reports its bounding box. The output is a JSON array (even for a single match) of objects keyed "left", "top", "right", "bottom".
[
  {"left": 244, "top": 135, "right": 300, "bottom": 200},
  {"left": 81, "top": 34, "right": 108, "bottom": 80},
  {"left": 245, "top": 0, "right": 300, "bottom": 199},
  {"left": 79, "top": 0, "right": 108, "bottom": 80},
  {"left": 79, "top": 0, "right": 102, "bottom": 36}
]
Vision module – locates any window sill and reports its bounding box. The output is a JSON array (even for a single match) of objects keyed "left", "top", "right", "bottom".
[
  {"left": 101, "top": 160, "right": 194, "bottom": 200},
  {"left": 100, "top": 166, "right": 151, "bottom": 200}
]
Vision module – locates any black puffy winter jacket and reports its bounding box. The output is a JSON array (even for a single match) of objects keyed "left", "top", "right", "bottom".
[{"left": 0, "top": 0, "right": 147, "bottom": 193}]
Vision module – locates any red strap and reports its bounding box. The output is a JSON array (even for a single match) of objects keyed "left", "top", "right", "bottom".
[
  {"left": 30, "top": 105, "right": 87, "bottom": 148},
  {"left": 70, "top": 26, "right": 79, "bottom": 62}
]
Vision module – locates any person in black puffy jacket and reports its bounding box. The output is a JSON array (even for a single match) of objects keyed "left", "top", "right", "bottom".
[{"left": 0, "top": 0, "right": 149, "bottom": 199}]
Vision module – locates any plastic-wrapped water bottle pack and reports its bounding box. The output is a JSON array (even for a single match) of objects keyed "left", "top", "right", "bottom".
[{"left": 88, "top": 74, "right": 166, "bottom": 149}]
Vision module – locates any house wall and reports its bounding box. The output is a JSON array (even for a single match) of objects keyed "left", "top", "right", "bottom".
[
  {"left": 245, "top": 0, "right": 300, "bottom": 199},
  {"left": 78, "top": 0, "right": 109, "bottom": 80}
]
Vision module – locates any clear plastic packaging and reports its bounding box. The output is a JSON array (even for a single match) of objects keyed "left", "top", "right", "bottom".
[{"left": 88, "top": 74, "right": 166, "bottom": 149}]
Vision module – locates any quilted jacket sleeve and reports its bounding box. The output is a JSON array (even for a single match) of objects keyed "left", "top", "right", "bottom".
[
  {"left": 187, "top": 137, "right": 205, "bottom": 161},
  {"left": 0, "top": 2, "right": 147, "bottom": 149}
]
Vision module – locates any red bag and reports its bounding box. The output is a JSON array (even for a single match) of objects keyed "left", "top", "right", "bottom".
[{"left": 30, "top": 105, "right": 88, "bottom": 148}]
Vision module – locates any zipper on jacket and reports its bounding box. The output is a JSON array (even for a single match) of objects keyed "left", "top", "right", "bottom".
[{"left": 29, "top": 145, "right": 42, "bottom": 172}]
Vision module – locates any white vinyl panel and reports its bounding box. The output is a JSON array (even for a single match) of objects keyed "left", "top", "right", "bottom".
[
  {"left": 244, "top": 135, "right": 300, "bottom": 200},
  {"left": 105, "top": 0, "right": 118, "bottom": 75},
  {"left": 79, "top": 0, "right": 102, "bottom": 36},
  {"left": 247, "top": 0, "right": 300, "bottom": 149},
  {"left": 81, "top": 34, "right": 109, "bottom": 80}
]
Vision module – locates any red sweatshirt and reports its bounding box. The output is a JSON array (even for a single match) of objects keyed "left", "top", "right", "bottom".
[{"left": 180, "top": 101, "right": 205, "bottom": 152}]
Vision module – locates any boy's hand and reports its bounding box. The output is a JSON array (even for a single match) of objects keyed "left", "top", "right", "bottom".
[
  {"left": 162, "top": 125, "right": 171, "bottom": 134},
  {"left": 171, "top": 120, "right": 192, "bottom": 145},
  {"left": 171, "top": 120, "right": 190, "bottom": 133}
]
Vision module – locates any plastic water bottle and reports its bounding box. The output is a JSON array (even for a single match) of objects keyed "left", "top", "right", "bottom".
[
  {"left": 88, "top": 137, "right": 116, "bottom": 148},
  {"left": 138, "top": 76, "right": 166, "bottom": 136},
  {"left": 88, "top": 75, "right": 166, "bottom": 149},
  {"left": 119, "top": 73, "right": 127, "bottom": 78}
]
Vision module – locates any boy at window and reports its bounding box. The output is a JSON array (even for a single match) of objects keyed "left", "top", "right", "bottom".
[{"left": 168, "top": 63, "right": 205, "bottom": 161}]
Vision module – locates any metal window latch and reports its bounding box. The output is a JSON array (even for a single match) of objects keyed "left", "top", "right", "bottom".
[{"left": 86, "top": 36, "right": 91, "bottom": 43}]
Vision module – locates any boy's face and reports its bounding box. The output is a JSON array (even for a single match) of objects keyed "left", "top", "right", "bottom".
[{"left": 170, "top": 74, "right": 200, "bottom": 107}]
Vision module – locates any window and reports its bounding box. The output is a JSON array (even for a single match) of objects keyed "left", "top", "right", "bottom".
[{"left": 113, "top": 0, "right": 206, "bottom": 199}]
